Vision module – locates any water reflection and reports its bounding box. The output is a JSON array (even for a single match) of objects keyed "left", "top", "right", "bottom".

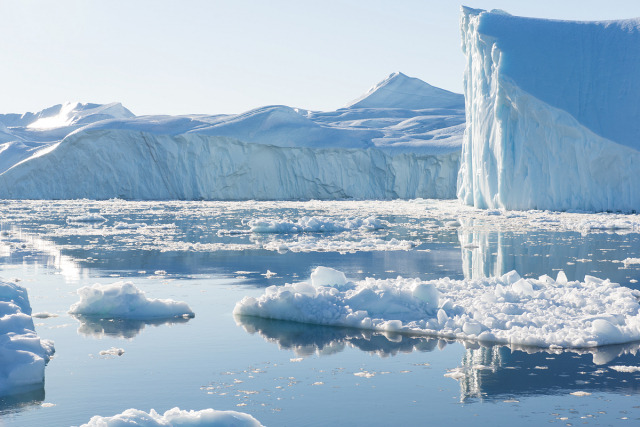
[
  {"left": 72, "top": 315, "right": 192, "bottom": 339},
  {"left": 236, "top": 315, "right": 640, "bottom": 401},
  {"left": 458, "top": 221, "right": 640, "bottom": 285},
  {"left": 450, "top": 342, "right": 640, "bottom": 401},
  {"left": 235, "top": 315, "right": 441, "bottom": 357},
  {"left": 0, "top": 387, "right": 44, "bottom": 415}
]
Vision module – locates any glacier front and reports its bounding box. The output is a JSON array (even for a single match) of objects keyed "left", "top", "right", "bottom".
[
  {"left": 0, "top": 73, "right": 464, "bottom": 201},
  {"left": 458, "top": 7, "right": 640, "bottom": 212}
]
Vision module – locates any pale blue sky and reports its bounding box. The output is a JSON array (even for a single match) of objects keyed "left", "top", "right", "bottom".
[{"left": 2, "top": 1, "right": 640, "bottom": 115}]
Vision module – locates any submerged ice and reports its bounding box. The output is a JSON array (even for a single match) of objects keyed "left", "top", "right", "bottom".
[
  {"left": 458, "top": 8, "right": 640, "bottom": 212},
  {"left": 235, "top": 267, "right": 640, "bottom": 349}
]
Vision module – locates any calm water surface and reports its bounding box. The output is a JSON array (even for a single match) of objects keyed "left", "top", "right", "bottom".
[{"left": 1, "top": 199, "right": 639, "bottom": 426}]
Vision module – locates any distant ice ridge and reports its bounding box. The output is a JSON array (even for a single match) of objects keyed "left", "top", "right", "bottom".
[
  {"left": 0, "top": 279, "right": 54, "bottom": 396},
  {"left": 458, "top": 8, "right": 640, "bottom": 212},
  {"left": 235, "top": 267, "right": 640, "bottom": 348},
  {"left": 82, "top": 407, "right": 263, "bottom": 427},
  {"left": 0, "top": 73, "right": 463, "bottom": 200},
  {"left": 69, "top": 282, "right": 195, "bottom": 319}
]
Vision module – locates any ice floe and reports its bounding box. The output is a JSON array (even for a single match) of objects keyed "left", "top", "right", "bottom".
[
  {"left": 0, "top": 279, "right": 54, "bottom": 396},
  {"left": 81, "top": 407, "right": 263, "bottom": 426},
  {"left": 234, "top": 267, "right": 640, "bottom": 348},
  {"left": 69, "top": 282, "right": 194, "bottom": 320}
]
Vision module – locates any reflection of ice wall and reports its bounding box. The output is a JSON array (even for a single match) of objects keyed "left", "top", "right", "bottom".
[
  {"left": 458, "top": 223, "right": 631, "bottom": 282},
  {"left": 458, "top": 8, "right": 640, "bottom": 211}
]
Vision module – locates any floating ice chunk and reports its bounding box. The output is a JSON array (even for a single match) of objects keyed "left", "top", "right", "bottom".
[
  {"left": 623, "top": 258, "right": 640, "bottom": 267},
  {"left": 0, "top": 279, "right": 55, "bottom": 396},
  {"left": 310, "top": 266, "right": 348, "bottom": 288},
  {"left": 234, "top": 267, "right": 640, "bottom": 348},
  {"left": 99, "top": 347, "right": 125, "bottom": 357},
  {"left": 81, "top": 407, "right": 263, "bottom": 426},
  {"left": 609, "top": 365, "right": 640, "bottom": 373},
  {"left": 69, "top": 282, "right": 194, "bottom": 320},
  {"left": 66, "top": 214, "right": 106, "bottom": 224}
]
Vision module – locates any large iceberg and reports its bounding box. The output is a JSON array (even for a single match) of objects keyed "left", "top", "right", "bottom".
[
  {"left": 0, "top": 279, "right": 54, "bottom": 396},
  {"left": 458, "top": 8, "right": 640, "bottom": 212},
  {"left": 0, "top": 73, "right": 463, "bottom": 200}
]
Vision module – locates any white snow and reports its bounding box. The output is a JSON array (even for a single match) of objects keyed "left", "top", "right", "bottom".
[
  {"left": 69, "top": 282, "right": 195, "bottom": 319},
  {"left": 235, "top": 266, "right": 640, "bottom": 349},
  {"left": 81, "top": 407, "right": 263, "bottom": 427},
  {"left": 0, "top": 73, "right": 463, "bottom": 201},
  {"left": 0, "top": 279, "right": 54, "bottom": 396},
  {"left": 458, "top": 7, "right": 640, "bottom": 212}
]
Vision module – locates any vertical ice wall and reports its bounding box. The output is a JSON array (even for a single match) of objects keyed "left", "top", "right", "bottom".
[{"left": 458, "top": 7, "right": 640, "bottom": 212}]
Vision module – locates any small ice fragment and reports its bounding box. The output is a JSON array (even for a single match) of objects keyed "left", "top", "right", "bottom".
[
  {"left": 33, "top": 312, "right": 59, "bottom": 319},
  {"left": 570, "top": 391, "right": 591, "bottom": 396},
  {"left": 263, "top": 270, "right": 276, "bottom": 278},
  {"left": 99, "top": 347, "right": 125, "bottom": 357}
]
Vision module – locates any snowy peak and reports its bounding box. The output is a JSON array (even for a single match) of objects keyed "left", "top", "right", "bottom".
[
  {"left": 0, "top": 102, "right": 135, "bottom": 129},
  {"left": 27, "top": 102, "right": 135, "bottom": 129},
  {"left": 346, "top": 72, "right": 464, "bottom": 110}
]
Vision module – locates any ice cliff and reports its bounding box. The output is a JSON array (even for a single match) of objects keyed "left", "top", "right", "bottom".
[
  {"left": 458, "top": 8, "right": 640, "bottom": 212},
  {"left": 0, "top": 73, "right": 463, "bottom": 200}
]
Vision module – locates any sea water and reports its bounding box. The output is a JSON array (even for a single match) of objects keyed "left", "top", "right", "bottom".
[{"left": 0, "top": 199, "right": 639, "bottom": 426}]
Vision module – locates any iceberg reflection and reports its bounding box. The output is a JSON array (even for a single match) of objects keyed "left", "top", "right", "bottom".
[
  {"left": 0, "top": 387, "right": 44, "bottom": 416},
  {"left": 237, "top": 315, "right": 640, "bottom": 401},
  {"left": 448, "top": 341, "right": 640, "bottom": 402},
  {"left": 72, "top": 315, "right": 192, "bottom": 339},
  {"left": 235, "top": 315, "right": 441, "bottom": 357}
]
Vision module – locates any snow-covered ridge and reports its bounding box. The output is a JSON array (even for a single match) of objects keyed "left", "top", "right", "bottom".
[
  {"left": 0, "top": 279, "right": 54, "bottom": 396},
  {"left": 235, "top": 266, "right": 640, "bottom": 349},
  {"left": 0, "top": 73, "right": 463, "bottom": 201},
  {"left": 458, "top": 8, "right": 640, "bottom": 212}
]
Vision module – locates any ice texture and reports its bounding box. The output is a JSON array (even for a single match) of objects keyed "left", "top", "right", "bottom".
[
  {"left": 0, "top": 73, "right": 463, "bottom": 201},
  {"left": 69, "top": 282, "right": 195, "bottom": 320},
  {"left": 458, "top": 7, "right": 640, "bottom": 211},
  {"left": 249, "top": 216, "right": 387, "bottom": 233},
  {"left": 234, "top": 267, "right": 640, "bottom": 349},
  {"left": 0, "top": 279, "right": 54, "bottom": 396},
  {"left": 81, "top": 407, "right": 263, "bottom": 427}
]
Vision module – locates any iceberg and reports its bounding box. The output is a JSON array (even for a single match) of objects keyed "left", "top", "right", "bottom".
[
  {"left": 458, "top": 8, "right": 640, "bottom": 211},
  {"left": 82, "top": 407, "right": 263, "bottom": 427},
  {"left": 0, "top": 279, "right": 54, "bottom": 396},
  {"left": 69, "top": 281, "right": 195, "bottom": 320},
  {"left": 234, "top": 266, "right": 640, "bottom": 349},
  {"left": 0, "top": 73, "right": 463, "bottom": 200}
]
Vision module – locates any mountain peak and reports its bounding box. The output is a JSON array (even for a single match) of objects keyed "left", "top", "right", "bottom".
[{"left": 346, "top": 72, "right": 464, "bottom": 110}]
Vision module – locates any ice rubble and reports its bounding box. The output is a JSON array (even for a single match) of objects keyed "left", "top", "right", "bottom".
[
  {"left": 458, "top": 8, "right": 640, "bottom": 212},
  {"left": 82, "top": 407, "right": 263, "bottom": 427},
  {"left": 235, "top": 267, "right": 640, "bottom": 349},
  {"left": 0, "top": 73, "right": 463, "bottom": 200},
  {"left": 249, "top": 216, "right": 387, "bottom": 233},
  {"left": 0, "top": 279, "right": 54, "bottom": 396},
  {"left": 69, "top": 282, "right": 195, "bottom": 319}
]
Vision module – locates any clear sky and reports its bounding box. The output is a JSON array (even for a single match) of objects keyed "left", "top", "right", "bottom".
[{"left": 2, "top": 0, "right": 640, "bottom": 116}]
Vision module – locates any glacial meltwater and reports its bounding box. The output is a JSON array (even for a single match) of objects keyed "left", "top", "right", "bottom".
[{"left": 1, "top": 199, "right": 640, "bottom": 426}]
